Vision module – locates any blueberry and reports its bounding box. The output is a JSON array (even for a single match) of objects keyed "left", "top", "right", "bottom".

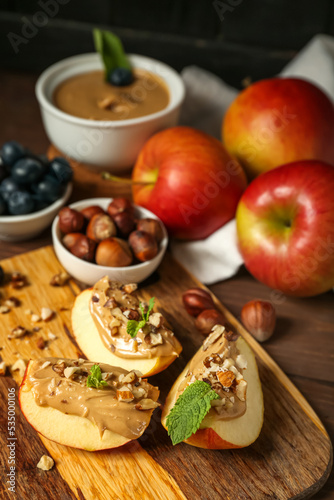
[
  {"left": 32, "top": 175, "right": 63, "bottom": 203},
  {"left": 108, "top": 67, "right": 133, "bottom": 86},
  {"left": 0, "top": 164, "right": 8, "bottom": 183},
  {"left": 48, "top": 157, "right": 73, "bottom": 184},
  {"left": 0, "top": 141, "right": 25, "bottom": 166},
  {"left": 0, "top": 193, "right": 6, "bottom": 215},
  {"left": 11, "top": 157, "right": 45, "bottom": 185},
  {"left": 8, "top": 190, "right": 35, "bottom": 215},
  {"left": 0, "top": 177, "right": 20, "bottom": 202}
]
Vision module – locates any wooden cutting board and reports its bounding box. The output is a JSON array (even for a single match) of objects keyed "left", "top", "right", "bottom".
[{"left": 0, "top": 246, "right": 332, "bottom": 500}]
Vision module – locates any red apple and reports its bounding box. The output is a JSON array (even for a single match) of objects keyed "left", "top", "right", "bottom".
[
  {"left": 223, "top": 78, "right": 334, "bottom": 179},
  {"left": 132, "top": 126, "right": 247, "bottom": 240},
  {"left": 236, "top": 160, "right": 334, "bottom": 297}
]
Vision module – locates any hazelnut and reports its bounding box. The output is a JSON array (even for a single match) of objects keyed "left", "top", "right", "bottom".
[
  {"left": 107, "top": 198, "right": 134, "bottom": 217},
  {"left": 58, "top": 207, "right": 84, "bottom": 234},
  {"left": 70, "top": 235, "right": 96, "bottom": 262},
  {"left": 62, "top": 232, "right": 84, "bottom": 251},
  {"left": 137, "top": 218, "right": 164, "bottom": 243},
  {"left": 182, "top": 288, "right": 215, "bottom": 317},
  {"left": 241, "top": 300, "right": 276, "bottom": 342},
  {"left": 113, "top": 211, "right": 136, "bottom": 237},
  {"left": 80, "top": 205, "right": 105, "bottom": 221},
  {"left": 128, "top": 230, "right": 158, "bottom": 262},
  {"left": 96, "top": 237, "right": 133, "bottom": 267},
  {"left": 86, "top": 213, "right": 117, "bottom": 242},
  {"left": 195, "top": 309, "right": 226, "bottom": 335}
]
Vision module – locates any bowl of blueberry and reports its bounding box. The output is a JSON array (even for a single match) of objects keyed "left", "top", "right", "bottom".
[{"left": 0, "top": 140, "right": 73, "bottom": 242}]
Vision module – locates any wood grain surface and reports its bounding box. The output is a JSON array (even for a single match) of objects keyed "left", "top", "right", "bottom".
[{"left": 0, "top": 246, "right": 331, "bottom": 500}]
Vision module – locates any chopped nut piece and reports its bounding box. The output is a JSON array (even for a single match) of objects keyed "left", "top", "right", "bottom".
[
  {"left": 4, "top": 297, "right": 21, "bottom": 308},
  {"left": 10, "top": 272, "right": 27, "bottom": 289},
  {"left": 121, "top": 283, "right": 138, "bottom": 294},
  {"left": 148, "top": 333, "right": 163, "bottom": 346},
  {"left": 229, "top": 365, "right": 243, "bottom": 381},
  {"left": 52, "top": 362, "right": 65, "bottom": 376},
  {"left": 50, "top": 272, "right": 70, "bottom": 286},
  {"left": 122, "top": 371, "right": 137, "bottom": 384},
  {"left": 123, "top": 309, "right": 140, "bottom": 320},
  {"left": 64, "top": 366, "right": 80, "bottom": 379},
  {"left": 25, "top": 309, "right": 33, "bottom": 315},
  {"left": 236, "top": 380, "right": 247, "bottom": 401},
  {"left": 40, "top": 361, "right": 51, "bottom": 370},
  {"left": 47, "top": 332, "right": 57, "bottom": 341},
  {"left": 222, "top": 358, "right": 235, "bottom": 370},
  {"left": 97, "top": 96, "right": 116, "bottom": 110},
  {"left": 109, "top": 316, "right": 121, "bottom": 329},
  {"left": 0, "top": 305, "right": 10, "bottom": 314},
  {"left": 236, "top": 354, "right": 247, "bottom": 370},
  {"left": 0, "top": 361, "right": 6, "bottom": 376},
  {"left": 8, "top": 326, "right": 27, "bottom": 339},
  {"left": 132, "top": 386, "right": 147, "bottom": 399},
  {"left": 104, "top": 297, "right": 118, "bottom": 308},
  {"left": 148, "top": 312, "right": 163, "bottom": 328},
  {"left": 31, "top": 314, "right": 41, "bottom": 323},
  {"left": 41, "top": 308, "right": 54, "bottom": 322},
  {"left": 11, "top": 358, "right": 26, "bottom": 377},
  {"left": 217, "top": 370, "right": 235, "bottom": 388},
  {"left": 36, "top": 337, "right": 46, "bottom": 350},
  {"left": 37, "top": 455, "right": 54, "bottom": 471},
  {"left": 101, "top": 372, "right": 112, "bottom": 381},
  {"left": 203, "top": 325, "right": 225, "bottom": 351},
  {"left": 135, "top": 398, "right": 160, "bottom": 411},
  {"left": 224, "top": 330, "right": 239, "bottom": 342},
  {"left": 117, "top": 386, "right": 134, "bottom": 402}
]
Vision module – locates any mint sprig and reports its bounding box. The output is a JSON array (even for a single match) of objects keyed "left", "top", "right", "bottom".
[
  {"left": 93, "top": 29, "right": 131, "bottom": 80},
  {"left": 126, "top": 297, "right": 155, "bottom": 339},
  {"left": 166, "top": 380, "right": 219, "bottom": 445},
  {"left": 87, "top": 364, "right": 108, "bottom": 389}
]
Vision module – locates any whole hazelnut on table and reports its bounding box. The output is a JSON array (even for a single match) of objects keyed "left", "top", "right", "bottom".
[
  {"left": 195, "top": 309, "right": 226, "bottom": 335},
  {"left": 80, "top": 205, "right": 105, "bottom": 221},
  {"left": 128, "top": 230, "right": 158, "bottom": 262},
  {"left": 86, "top": 213, "right": 117, "bottom": 242},
  {"left": 107, "top": 198, "right": 134, "bottom": 217},
  {"left": 182, "top": 288, "right": 215, "bottom": 317},
  {"left": 58, "top": 207, "right": 84, "bottom": 234},
  {"left": 70, "top": 235, "right": 96, "bottom": 262},
  {"left": 113, "top": 211, "right": 136, "bottom": 238},
  {"left": 241, "top": 300, "right": 276, "bottom": 342},
  {"left": 136, "top": 218, "right": 164, "bottom": 244},
  {"left": 96, "top": 237, "right": 133, "bottom": 267}
]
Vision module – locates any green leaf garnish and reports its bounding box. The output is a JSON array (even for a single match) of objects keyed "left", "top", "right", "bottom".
[
  {"left": 165, "top": 380, "right": 219, "bottom": 445},
  {"left": 126, "top": 297, "right": 155, "bottom": 338},
  {"left": 93, "top": 28, "right": 131, "bottom": 80},
  {"left": 87, "top": 364, "right": 108, "bottom": 389}
]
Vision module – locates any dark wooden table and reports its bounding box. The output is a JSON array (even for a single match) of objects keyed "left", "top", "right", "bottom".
[{"left": 1, "top": 69, "right": 333, "bottom": 499}]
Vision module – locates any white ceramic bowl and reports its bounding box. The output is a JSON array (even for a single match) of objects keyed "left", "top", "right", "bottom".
[
  {"left": 52, "top": 198, "right": 168, "bottom": 285},
  {"left": 36, "top": 53, "right": 185, "bottom": 172},
  {"left": 0, "top": 183, "right": 72, "bottom": 242}
]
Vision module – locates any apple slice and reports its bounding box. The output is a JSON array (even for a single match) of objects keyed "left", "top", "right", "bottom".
[
  {"left": 72, "top": 289, "right": 182, "bottom": 377},
  {"left": 161, "top": 331, "right": 263, "bottom": 449},
  {"left": 19, "top": 359, "right": 159, "bottom": 451}
]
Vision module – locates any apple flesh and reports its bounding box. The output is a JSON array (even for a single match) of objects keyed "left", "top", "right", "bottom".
[
  {"left": 19, "top": 360, "right": 131, "bottom": 451},
  {"left": 71, "top": 289, "right": 182, "bottom": 377},
  {"left": 223, "top": 78, "right": 334, "bottom": 179},
  {"left": 236, "top": 160, "right": 334, "bottom": 297},
  {"left": 161, "top": 336, "right": 263, "bottom": 449},
  {"left": 132, "top": 126, "right": 247, "bottom": 240}
]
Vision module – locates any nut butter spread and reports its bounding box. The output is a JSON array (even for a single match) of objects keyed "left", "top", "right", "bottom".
[
  {"left": 177, "top": 325, "right": 248, "bottom": 421},
  {"left": 26, "top": 357, "right": 159, "bottom": 439},
  {"left": 53, "top": 69, "right": 169, "bottom": 121},
  {"left": 89, "top": 277, "right": 181, "bottom": 359}
]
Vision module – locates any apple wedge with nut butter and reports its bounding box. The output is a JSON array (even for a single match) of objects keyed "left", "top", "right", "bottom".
[
  {"left": 19, "top": 358, "right": 160, "bottom": 451},
  {"left": 161, "top": 325, "right": 263, "bottom": 449},
  {"left": 71, "top": 277, "right": 182, "bottom": 377}
]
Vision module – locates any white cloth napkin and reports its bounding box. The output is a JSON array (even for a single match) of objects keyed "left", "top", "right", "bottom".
[{"left": 171, "top": 34, "right": 334, "bottom": 285}]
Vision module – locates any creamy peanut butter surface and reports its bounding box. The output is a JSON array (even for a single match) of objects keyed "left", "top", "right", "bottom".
[
  {"left": 177, "top": 326, "right": 247, "bottom": 421},
  {"left": 53, "top": 69, "right": 169, "bottom": 121},
  {"left": 89, "top": 277, "right": 181, "bottom": 359},
  {"left": 26, "top": 357, "right": 159, "bottom": 439}
]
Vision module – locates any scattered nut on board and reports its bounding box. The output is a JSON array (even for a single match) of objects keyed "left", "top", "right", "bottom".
[
  {"left": 11, "top": 359, "right": 26, "bottom": 378},
  {"left": 0, "top": 361, "right": 6, "bottom": 376},
  {"left": 37, "top": 455, "right": 54, "bottom": 471},
  {"left": 50, "top": 272, "right": 70, "bottom": 287},
  {"left": 41, "top": 308, "right": 54, "bottom": 322}
]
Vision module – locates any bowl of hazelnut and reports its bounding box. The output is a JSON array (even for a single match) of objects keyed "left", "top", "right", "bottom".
[{"left": 51, "top": 197, "right": 168, "bottom": 285}]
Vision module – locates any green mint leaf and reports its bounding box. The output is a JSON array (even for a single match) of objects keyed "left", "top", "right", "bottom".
[
  {"left": 126, "top": 298, "right": 155, "bottom": 338},
  {"left": 93, "top": 29, "right": 131, "bottom": 80},
  {"left": 87, "top": 364, "right": 108, "bottom": 388},
  {"left": 165, "top": 380, "right": 219, "bottom": 445}
]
